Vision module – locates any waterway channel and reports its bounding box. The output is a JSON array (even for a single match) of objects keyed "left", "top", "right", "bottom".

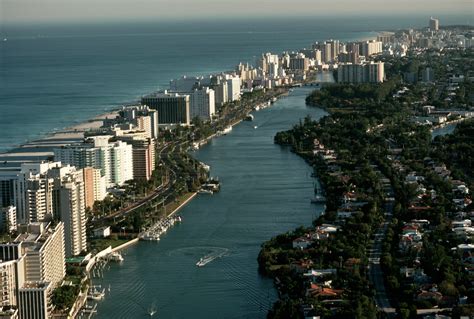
[{"left": 94, "top": 84, "right": 329, "bottom": 318}]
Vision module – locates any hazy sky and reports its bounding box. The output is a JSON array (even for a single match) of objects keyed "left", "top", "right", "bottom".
[{"left": 2, "top": 0, "right": 473, "bottom": 24}]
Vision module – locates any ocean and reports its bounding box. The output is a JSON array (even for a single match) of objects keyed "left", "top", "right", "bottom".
[{"left": 1, "top": 14, "right": 470, "bottom": 153}]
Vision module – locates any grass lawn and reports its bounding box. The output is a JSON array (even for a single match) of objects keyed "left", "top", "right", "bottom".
[
  {"left": 89, "top": 238, "right": 129, "bottom": 252},
  {"left": 162, "top": 192, "right": 196, "bottom": 217}
]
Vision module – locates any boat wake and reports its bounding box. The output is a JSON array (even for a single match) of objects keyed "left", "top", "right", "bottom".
[{"left": 196, "top": 249, "right": 227, "bottom": 267}]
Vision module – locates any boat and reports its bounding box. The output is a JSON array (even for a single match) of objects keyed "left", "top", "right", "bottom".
[
  {"left": 200, "top": 163, "right": 210, "bottom": 171},
  {"left": 217, "top": 126, "right": 232, "bottom": 136},
  {"left": 222, "top": 126, "right": 232, "bottom": 134},
  {"left": 310, "top": 195, "right": 326, "bottom": 203},
  {"left": 196, "top": 257, "right": 214, "bottom": 267},
  {"left": 87, "top": 287, "right": 105, "bottom": 301},
  {"left": 198, "top": 189, "right": 213, "bottom": 195},
  {"left": 271, "top": 97, "right": 277, "bottom": 103},
  {"left": 202, "top": 180, "right": 220, "bottom": 193},
  {"left": 139, "top": 215, "right": 184, "bottom": 241},
  {"left": 244, "top": 114, "right": 254, "bottom": 121},
  {"left": 254, "top": 126, "right": 258, "bottom": 129},
  {"left": 196, "top": 258, "right": 205, "bottom": 267},
  {"left": 196, "top": 249, "right": 226, "bottom": 267},
  {"left": 109, "top": 252, "right": 124, "bottom": 262},
  {"left": 140, "top": 232, "right": 160, "bottom": 241}
]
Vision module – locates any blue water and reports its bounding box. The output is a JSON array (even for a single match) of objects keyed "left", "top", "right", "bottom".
[
  {"left": 1, "top": 15, "right": 471, "bottom": 153},
  {"left": 93, "top": 87, "right": 327, "bottom": 318}
]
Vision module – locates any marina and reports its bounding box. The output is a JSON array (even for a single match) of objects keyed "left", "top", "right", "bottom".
[{"left": 138, "top": 215, "right": 183, "bottom": 242}]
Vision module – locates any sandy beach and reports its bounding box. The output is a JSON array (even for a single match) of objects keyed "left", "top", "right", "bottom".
[{"left": 0, "top": 110, "right": 121, "bottom": 163}]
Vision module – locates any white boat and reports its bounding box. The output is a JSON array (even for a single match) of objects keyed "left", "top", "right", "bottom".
[
  {"left": 271, "top": 97, "right": 277, "bottom": 103},
  {"left": 245, "top": 114, "right": 254, "bottom": 121},
  {"left": 87, "top": 287, "right": 105, "bottom": 301},
  {"left": 140, "top": 232, "right": 160, "bottom": 241},
  {"left": 222, "top": 126, "right": 232, "bottom": 135},
  {"left": 109, "top": 252, "right": 124, "bottom": 262},
  {"left": 198, "top": 189, "right": 213, "bottom": 195},
  {"left": 196, "top": 249, "right": 227, "bottom": 267},
  {"left": 196, "top": 257, "right": 211, "bottom": 267},
  {"left": 254, "top": 126, "right": 258, "bottom": 129},
  {"left": 310, "top": 195, "right": 326, "bottom": 203}
]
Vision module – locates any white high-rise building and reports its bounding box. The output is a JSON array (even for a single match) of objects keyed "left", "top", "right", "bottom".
[
  {"left": 13, "top": 162, "right": 61, "bottom": 224},
  {"left": 110, "top": 141, "right": 134, "bottom": 186},
  {"left": 289, "top": 53, "right": 309, "bottom": 71},
  {"left": 0, "top": 206, "right": 17, "bottom": 233},
  {"left": 136, "top": 115, "right": 153, "bottom": 139},
  {"left": 121, "top": 106, "right": 159, "bottom": 139},
  {"left": 0, "top": 222, "right": 65, "bottom": 318},
  {"left": 367, "top": 62, "right": 385, "bottom": 83},
  {"left": 429, "top": 17, "right": 439, "bottom": 31},
  {"left": 226, "top": 75, "right": 241, "bottom": 102},
  {"left": 49, "top": 166, "right": 87, "bottom": 257},
  {"left": 337, "top": 62, "right": 384, "bottom": 83},
  {"left": 54, "top": 145, "right": 102, "bottom": 174},
  {"left": 16, "top": 222, "right": 66, "bottom": 286},
  {"left": 361, "top": 40, "right": 383, "bottom": 57},
  {"left": 190, "top": 87, "right": 215, "bottom": 121},
  {"left": 0, "top": 259, "right": 24, "bottom": 307},
  {"left": 236, "top": 63, "right": 257, "bottom": 81},
  {"left": 267, "top": 62, "right": 279, "bottom": 78},
  {"left": 258, "top": 53, "right": 279, "bottom": 74},
  {"left": 54, "top": 137, "right": 134, "bottom": 187},
  {"left": 322, "top": 42, "right": 333, "bottom": 63},
  {"left": 148, "top": 109, "right": 159, "bottom": 139}
]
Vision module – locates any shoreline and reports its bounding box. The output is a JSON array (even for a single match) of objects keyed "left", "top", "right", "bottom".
[
  {"left": 0, "top": 28, "right": 384, "bottom": 160},
  {"left": 0, "top": 109, "right": 122, "bottom": 162},
  {"left": 5, "top": 30, "right": 379, "bottom": 317}
]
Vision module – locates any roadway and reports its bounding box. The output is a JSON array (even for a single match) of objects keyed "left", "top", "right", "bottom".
[
  {"left": 367, "top": 198, "right": 397, "bottom": 317},
  {"left": 92, "top": 142, "right": 179, "bottom": 225}
]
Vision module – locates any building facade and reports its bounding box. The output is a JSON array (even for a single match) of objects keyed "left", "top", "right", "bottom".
[
  {"left": 82, "top": 167, "right": 106, "bottom": 209},
  {"left": 190, "top": 87, "right": 215, "bottom": 121},
  {"left": 361, "top": 40, "right": 383, "bottom": 57},
  {"left": 337, "top": 62, "right": 385, "bottom": 83},
  {"left": 429, "top": 17, "right": 439, "bottom": 31},
  {"left": 18, "top": 281, "right": 51, "bottom": 319},
  {"left": 0, "top": 206, "right": 17, "bottom": 233},
  {"left": 141, "top": 92, "right": 191, "bottom": 126},
  {"left": 54, "top": 137, "right": 134, "bottom": 187},
  {"left": 13, "top": 163, "right": 61, "bottom": 224}
]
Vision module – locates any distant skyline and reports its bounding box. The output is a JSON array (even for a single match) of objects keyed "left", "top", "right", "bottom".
[{"left": 1, "top": 0, "right": 473, "bottom": 24}]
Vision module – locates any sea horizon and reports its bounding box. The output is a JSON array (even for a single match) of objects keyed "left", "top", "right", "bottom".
[{"left": 0, "top": 14, "right": 472, "bottom": 153}]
